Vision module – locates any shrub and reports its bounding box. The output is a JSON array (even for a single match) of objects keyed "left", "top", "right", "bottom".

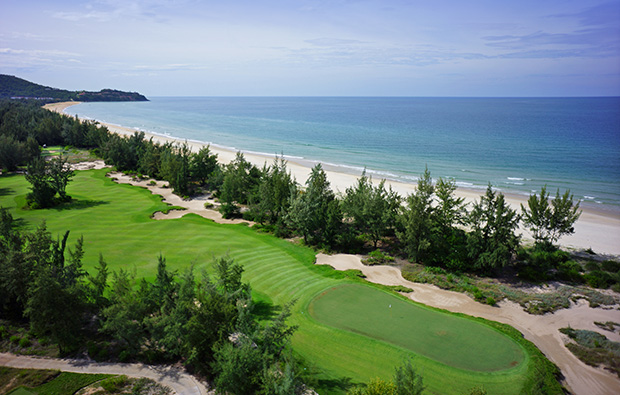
[
  {"left": 389, "top": 285, "right": 414, "bottom": 293},
  {"left": 486, "top": 297, "right": 496, "bottom": 306},
  {"left": 101, "top": 375, "right": 129, "bottom": 393},
  {"left": 471, "top": 287, "right": 485, "bottom": 302},
  {"left": 584, "top": 271, "right": 613, "bottom": 289},
  {"left": 518, "top": 265, "right": 549, "bottom": 283},
  {"left": 557, "top": 260, "right": 584, "bottom": 283},
  {"left": 19, "top": 337, "right": 31, "bottom": 348},
  {"left": 602, "top": 260, "right": 620, "bottom": 273},
  {"left": 10, "top": 335, "right": 20, "bottom": 344},
  {"left": 425, "top": 266, "right": 447, "bottom": 275},
  {"left": 529, "top": 248, "right": 569, "bottom": 268},
  {"left": 363, "top": 250, "right": 395, "bottom": 265},
  {"left": 585, "top": 261, "right": 601, "bottom": 272}
]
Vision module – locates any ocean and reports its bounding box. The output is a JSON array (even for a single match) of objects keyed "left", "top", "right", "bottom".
[{"left": 65, "top": 97, "right": 620, "bottom": 212}]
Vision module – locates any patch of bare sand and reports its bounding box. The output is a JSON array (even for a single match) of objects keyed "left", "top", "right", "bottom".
[
  {"left": 108, "top": 172, "right": 252, "bottom": 225},
  {"left": 70, "top": 160, "right": 108, "bottom": 171},
  {"left": 316, "top": 253, "right": 620, "bottom": 395}
]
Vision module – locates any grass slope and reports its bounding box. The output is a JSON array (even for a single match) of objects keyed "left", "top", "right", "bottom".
[{"left": 0, "top": 169, "right": 559, "bottom": 394}]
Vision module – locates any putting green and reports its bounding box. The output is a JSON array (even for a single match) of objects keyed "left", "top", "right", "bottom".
[
  {"left": 0, "top": 169, "right": 562, "bottom": 394},
  {"left": 308, "top": 284, "right": 524, "bottom": 372}
]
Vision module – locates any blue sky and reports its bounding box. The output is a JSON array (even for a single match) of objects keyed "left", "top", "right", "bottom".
[{"left": 1, "top": 0, "right": 619, "bottom": 96}]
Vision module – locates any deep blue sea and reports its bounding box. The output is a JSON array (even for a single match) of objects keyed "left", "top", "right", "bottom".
[{"left": 66, "top": 97, "right": 620, "bottom": 211}]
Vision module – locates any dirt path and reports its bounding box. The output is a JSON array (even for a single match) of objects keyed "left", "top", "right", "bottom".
[
  {"left": 316, "top": 253, "right": 620, "bottom": 395},
  {"left": 0, "top": 353, "right": 211, "bottom": 395}
]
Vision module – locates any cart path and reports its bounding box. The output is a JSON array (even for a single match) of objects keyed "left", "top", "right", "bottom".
[{"left": 0, "top": 352, "right": 211, "bottom": 395}]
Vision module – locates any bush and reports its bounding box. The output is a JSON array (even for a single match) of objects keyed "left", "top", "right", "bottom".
[
  {"left": 425, "top": 266, "right": 447, "bottom": 275},
  {"left": 518, "top": 265, "right": 549, "bottom": 283},
  {"left": 529, "top": 248, "right": 569, "bottom": 267},
  {"left": 18, "top": 336, "right": 31, "bottom": 348},
  {"left": 602, "top": 260, "right": 620, "bottom": 273},
  {"left": 486, "top": 296, "right": 496, "bottom": 306},
  {"left": 101, "top": 375, "right": 129, "bottom": 393},
  {"left": 471, "top": 287, "right": 485, "bottom": 302},
  {"left": 363, "top": 250, "right": 395, "bottom": 265},
  {"left": 10, "top": 335, "right": 20, "bottom": 344},
  {"left": 219, "top": 202, "right": 240, "bottom": 219},
  {"left": 584, "top": 271, "right": 614, "bottom": 289},
  {"left": 557, "top": 260, "right": 584, "bottom": 284},
  {"left": 445, "top": 258, "right": 468, "bottom": 272}
]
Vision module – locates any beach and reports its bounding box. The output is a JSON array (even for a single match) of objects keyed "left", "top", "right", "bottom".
[
  {"left": 43, "top": 101, "right": 620, "bottom": 394},
  {"left": 45, "top": 101, "right": 620, "bottom": 257}
]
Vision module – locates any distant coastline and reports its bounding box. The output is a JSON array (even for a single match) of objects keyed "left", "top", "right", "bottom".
[
  {"left": 45, "top": 101, "right": 620, "bottom": 256},
  {"left": 0, "top": 74, "right": 148, "bottom": 102}
]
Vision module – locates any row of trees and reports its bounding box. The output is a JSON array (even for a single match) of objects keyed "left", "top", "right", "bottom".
[
  {"left": 1, "top": 100, "right": 582, "bottom": 275},
  {"left": 0, "top": 209, "right": 305, "bottom": 394}
]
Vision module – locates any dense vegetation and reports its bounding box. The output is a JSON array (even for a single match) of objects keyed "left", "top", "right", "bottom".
[
  {"left": 0, "top": 97, "right": 608, "bottom": 394},
  {"left": 2, "top": 98, "right": 616, "bottom": 291},
  {"left": 0, "top": 74, "right": 148, "bottom": 101},
  {"left": 0, "top": 210, "right": 303, "bottom": 393},
  {"left": 0, "top": 169, "right": 564, "bottom": 394}
]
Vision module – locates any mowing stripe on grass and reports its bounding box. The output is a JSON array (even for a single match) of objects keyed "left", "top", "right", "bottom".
[{"left": 0, "top": 169, "right": 548, "bottom": 395}]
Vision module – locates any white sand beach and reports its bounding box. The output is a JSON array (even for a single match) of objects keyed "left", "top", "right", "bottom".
[
  {"left": 43, "top": 101, "right": 620, "bottom": 394},
  {"left": 45, "top": 101, "right": 620, "bottom": 256}
]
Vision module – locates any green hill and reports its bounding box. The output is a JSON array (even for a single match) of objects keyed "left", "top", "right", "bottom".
[{"left": 0, "top": 74, "right": 148, "bottom": 102}]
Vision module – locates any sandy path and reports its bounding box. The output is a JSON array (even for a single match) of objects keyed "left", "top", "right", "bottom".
[
  {"left": 44, "top": 102, "right": 620, "bottom": 256},
  {"left": 316, "top": 253, "right": 620, "bottom": 395},
  {"left": 0, "top": 352, "right": 210, "bottom": 395}
]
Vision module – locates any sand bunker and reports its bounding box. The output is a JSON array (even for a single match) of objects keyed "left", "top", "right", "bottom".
[
  {"left": 316, "top": 253, "right": 620, "bottom": 395},
  {"left": 108, "top": 172, "right": 252, "bottom": 226}
]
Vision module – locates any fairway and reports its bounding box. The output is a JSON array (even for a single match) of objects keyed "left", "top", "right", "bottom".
[
  {"left": 0, "top": 169, "right": 556, "bottom": 394},
  {"left": 309, "top": 284, "right": 523, "bottom": 372}
]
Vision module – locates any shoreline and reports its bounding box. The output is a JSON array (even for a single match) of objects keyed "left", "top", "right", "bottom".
[{"left": 44, "top": 101, "right": 620, "bottom": 256}]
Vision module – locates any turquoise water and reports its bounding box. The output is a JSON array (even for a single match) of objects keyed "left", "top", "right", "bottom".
[{"left": 66, "top": 97, "right": 620, "bottom": 211}]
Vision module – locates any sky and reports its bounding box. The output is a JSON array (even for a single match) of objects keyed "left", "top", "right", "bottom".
[{"left": 1, "top": 0, "right": 619, "bottom": 97}]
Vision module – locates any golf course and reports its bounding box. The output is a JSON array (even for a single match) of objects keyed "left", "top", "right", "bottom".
[{"left": 0, "top": 168, "right": 560, "bottom": 394}]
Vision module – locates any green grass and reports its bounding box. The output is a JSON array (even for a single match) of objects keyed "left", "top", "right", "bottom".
[
  {"left": 0, "top": 368, "right": 109, "bottom": 395},
  {"left": 0, "top": 169, "right": 562, "bottom": 394},
  {"left": 308, "top": 284, "right": 524, "bottom": 372},
  {"left": 8, "top": 387, "right": 37, "bottom": 395},
  {"left": 0, "top": 367, "right": 59, "bottom": 394},
  {"left": 34, "top": 372, "right": 111, "bottom": 395}
]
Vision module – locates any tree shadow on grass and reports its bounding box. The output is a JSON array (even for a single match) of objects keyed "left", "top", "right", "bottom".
[
  {"left": 252, "top": 300, "right": 281, "bottom": 321},
  {"left": 52, "top": 199, "right": 109, "bottom": 211},
  {"left": 0, "top": 187, "right": 15, "bottom": 197},
  {"left": 316, "top": 376, "right": 356, "bottom": 393}
]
